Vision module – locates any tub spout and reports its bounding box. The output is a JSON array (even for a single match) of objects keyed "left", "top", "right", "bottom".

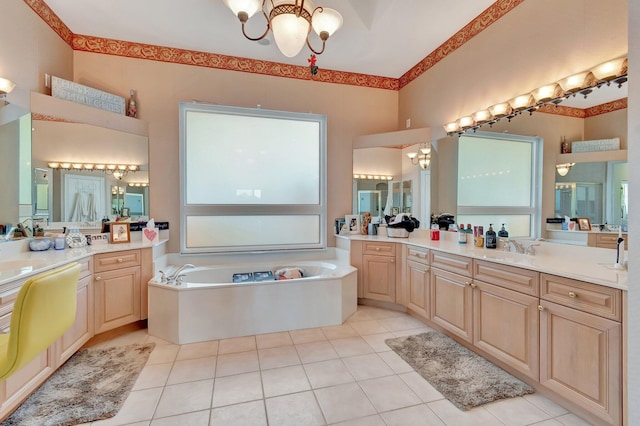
[{"left": 167, "top": 264, "right": 196, "bottom": 284}]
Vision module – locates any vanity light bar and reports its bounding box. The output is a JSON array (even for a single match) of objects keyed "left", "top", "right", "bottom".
[
  {"left": 353, "top": 174, "right": 393, "bottom": 180},
  {"left": 128, "top": 182, "right": 149, "bottom": 187},
  {"left": 443, "top": 55, "right": 628, "bottom": 136},
  {"left": 47, "top": 162, "right": 139, "bottom": 172}
]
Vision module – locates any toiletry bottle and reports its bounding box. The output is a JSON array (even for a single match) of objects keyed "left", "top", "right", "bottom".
[
  {"left": 430, "top": 224, "right": 440, "bottom": 241},
  {"left": 466, "top": 224, "right": 473, "bottom": 239},
  {"left": 485, "top": 224, "right": 497, "bottom": 249},
  {"left": 498, "top": 223, "right": 509, "bottom": 238},
  {"left": 457, "top": 224, "right": 467, "bottom": 244}
]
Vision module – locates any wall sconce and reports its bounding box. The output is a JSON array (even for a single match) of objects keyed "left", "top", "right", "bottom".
[
  {"left": 0, "top": 77, "right": 16, "bottom": 105},
  {"left": 47, "top": 162, "right": 139, "bottom": 179},
  {"left": 443, "top": 56, "right": 628, "bottom": 136},
  {"left": 353, "top": 174, "right": 393, "bottom": 180},
  {"left": 556, "top": 163, "right": 575, "bottom": 177},
  {"left": 406, "top": 143, "right": 431, "bottom": 170}
]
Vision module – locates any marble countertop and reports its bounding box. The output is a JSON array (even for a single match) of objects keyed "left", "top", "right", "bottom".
[
  {"left": 0, "top": 238, "right": 168, "bottom": 286},
  {"left": 337, "top": 231, "right": 628, "bottom": 291}
]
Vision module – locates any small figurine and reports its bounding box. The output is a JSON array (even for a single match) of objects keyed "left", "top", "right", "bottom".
[
  {"left": 361, "top": 212, "right": 372, "bottom": 235},
  {"left": 127, "top": 89, "right": 138, "bottom": 118}
]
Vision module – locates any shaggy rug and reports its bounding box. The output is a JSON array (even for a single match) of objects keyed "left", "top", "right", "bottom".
[
  {"left": 1, "top": 343, "right": 155, "bottom": 426},
  {"left": 385, "top": 332, "right": 533, "bottom": 410}
]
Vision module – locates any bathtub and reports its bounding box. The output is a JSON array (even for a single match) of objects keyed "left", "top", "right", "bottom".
[{"left": 148, "top": 249, "right": 358, "bottom": 344}]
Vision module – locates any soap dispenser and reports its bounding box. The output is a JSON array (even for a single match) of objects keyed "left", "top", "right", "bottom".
[
  {"left": 498, "top": 223, "right": 509, "bottom": 238},
  {"left": 485, "top": 224, "right": 497, "bottom": 249}
]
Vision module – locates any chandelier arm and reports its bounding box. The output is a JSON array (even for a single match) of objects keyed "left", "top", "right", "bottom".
[
  {"left": 240, "top": 8, "right": 271, "bottom": 42},
  {"left": 297, "top": 0, "right": 305, "bottom": 17},
  {"left": 306, "top": 37, "right": 326, "bottom": 55}
]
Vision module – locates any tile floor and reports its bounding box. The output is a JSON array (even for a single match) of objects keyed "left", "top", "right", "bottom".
[{"left": 84, "top": 306, "right": 593, "bottom": 426}]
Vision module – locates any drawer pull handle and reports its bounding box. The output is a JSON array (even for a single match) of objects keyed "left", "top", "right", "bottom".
[
  {"left": 117, "top": 258, "right": 124, "bottom": 263},
  {"left": 95, "top": 276, "right": 102, "bottom": 281},
  {"left": 568, "top": 291, "right": 577, "bottom": 299},
  {"left": 390, "top": 259, "right": 395, "bottom": 263},
  {"left": 375, "top": 247, "right": 380, "bottom": 251},
  {"left": 538, "top": 305, "right": 544, "bottom": 311},
  {"left": 425, "top": 268, "right": 430, "bottom": 273},
  {"left": 469, "top": 283, "right": 477, "bottom": 289},
  {"left": 465, "top": 281, "right": 471, "bottom": 286}
]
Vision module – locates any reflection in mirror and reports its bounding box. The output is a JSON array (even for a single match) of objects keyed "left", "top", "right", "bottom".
[
  {"left": 554, "top": 161, "right": 628, "bottom": 225},
  {"left": 31, "top": 117, "right": 149, "bottom": 224},
  {"left": 354, "top": 180, "right": 388, "bottom": 218},
  {"left": 390, "top": 180, "right": 412, "bottom": 215}
]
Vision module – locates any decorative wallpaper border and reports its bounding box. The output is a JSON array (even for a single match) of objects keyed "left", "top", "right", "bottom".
[
  {"left": 70, "top": 35, "right": 400, "bottom": 91},
  {"left": 23, "top": 0, "right": 73, "bottom": 46},
  {"left": 398, "top": 0, "right": 525, "bottom": 89},
  {"left": 32, "top": 113, "right": 73, "bottom": 122},
  {"left": 584, "top": 97, "right": 628, "bottom": 117},
  {"left": 24, "top": 0, "right": 627, "bottom": 115}
]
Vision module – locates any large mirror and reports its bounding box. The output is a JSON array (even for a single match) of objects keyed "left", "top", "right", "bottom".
[
  {"left": 555, "top": 160, "right": 628, "bottom": 226},
  {"left": 31, "top": 117, "right": 149, "bottom": 226},
  {"left": 0, "top": 109, "right": 149, "bottom": 240}
]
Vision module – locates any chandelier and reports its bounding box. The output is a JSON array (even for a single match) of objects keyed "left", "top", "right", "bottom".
[
  {"left": 406, "top": 143, "right": 431, "bottom": 170},
  {"left": 223, "top": 0, "right": 343, "bottom": 58}
]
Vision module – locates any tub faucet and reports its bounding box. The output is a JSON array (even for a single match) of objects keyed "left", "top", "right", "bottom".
[{"left": 168, "top": 264, "right": 196, "bottom": 284}]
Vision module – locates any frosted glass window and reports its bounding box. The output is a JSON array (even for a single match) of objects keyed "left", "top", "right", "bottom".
[
  {"left": 457, "top": 132, "right": 541, "bottom": 238},
  {"left": 185, "top": 112, "right": 320, "bottom": 205},
  {"left": 186, "top": 215, "right": 320, "bottom": 249},
  {"left": 458, "top": 136, "right": 532, "bottom": 206},
  {"left": 180, "top": 103, "right": 327, "bottom": 253}
]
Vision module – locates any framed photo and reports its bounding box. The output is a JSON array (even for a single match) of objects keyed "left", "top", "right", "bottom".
[
  {"left": 109, "top": 222, "right": 131, "bottom": 244},
  {"left": 345, "top": 215, "right": 360, "bottom": 234},
  {"left": 121, "top": 207, "right": 130, "bottom": 217},
  {"left": 577, "top": 217, "right": 591, "bottom": 231}
]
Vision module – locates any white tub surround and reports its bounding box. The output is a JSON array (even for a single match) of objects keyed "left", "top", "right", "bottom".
[{"left": 148, "top": 249, "right": 357, "bottom": 344}]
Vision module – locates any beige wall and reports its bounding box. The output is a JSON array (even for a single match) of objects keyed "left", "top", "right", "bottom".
[
  {"left": 585, "top": 109, "right": 628, "bottom": 148},
  {"left": 0, "top": 1, "right": 73, "bottom": 118},
  {"left": 73, "top": 52, "right": 399, "bottom": 252}
]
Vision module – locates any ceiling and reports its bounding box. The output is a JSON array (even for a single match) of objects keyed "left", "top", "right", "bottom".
[{"left": 43, "top": 0, "right": 626, "bottom": 107}]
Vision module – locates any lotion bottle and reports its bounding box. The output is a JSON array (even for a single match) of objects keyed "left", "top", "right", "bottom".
[
  {"left": 485, "top": 224, "right": 497, "bottom": 249},
  {"left": 498, "top": 223, "right": 509, "bottom": 238}
]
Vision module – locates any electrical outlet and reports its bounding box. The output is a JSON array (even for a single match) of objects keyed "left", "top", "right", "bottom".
[{"left": 406, "top": 118, "right": 411, "bottom": 128}]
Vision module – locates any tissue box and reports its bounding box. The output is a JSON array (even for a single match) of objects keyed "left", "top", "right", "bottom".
[{"left": 387, "top": 228, "right": 409, "bottom": 238}]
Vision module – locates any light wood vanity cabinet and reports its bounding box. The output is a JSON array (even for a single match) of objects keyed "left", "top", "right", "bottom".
[
  {"left": 54, "top": 257, "right": 94, "bottom": 365},
  {"left": 539, "top": 273, "right": 622, "bottom": 425},
  {"left": 588, "top": 233, "right": 628, "bottom": 250},
  {"left": 362, "top": 241, "right": 398, "bottom": 303},
  {"left": 429, "top": 252, "right": 473, "bottom": 342},
  {"left": 94, "top": 250, "right": 141, "bottom": 334},
  {"left": 405, "top": 245, "right": 430, "bottom": 319},
  {"left": 472, "top": 260, "right": 540, "bottom": 380}
]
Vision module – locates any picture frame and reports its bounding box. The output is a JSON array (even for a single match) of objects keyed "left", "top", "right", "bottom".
[
  {"left": 109, "top": 222, "right": 131, "bottom": 244},
  {"left": 345, "top": 215, "right": 360, "bottom": 234},
  {"left": 577, "top": 217, "right": 591, "bottom": 231}
]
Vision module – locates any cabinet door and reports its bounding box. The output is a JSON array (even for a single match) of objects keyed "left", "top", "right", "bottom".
[
  {"left": 94, "top": 266, "right": 141, "bottom": 334},
  {"left": 362, "top": 254, "right": 396, "bottom": 303},
  {"left": 430, "top": 268, "right": 473, "bottom": 342},
  {"left": 473, "top": 281, "right": 539, "bottom": 380},
  {"left": 540, "top": 300, "right": 621, "bottom": 426},
  {"left": 406, "top": 260, "right": 429, "bottom": 319},
  {"left": 56, "top": 275, "right": 94, "bottom": 365}
]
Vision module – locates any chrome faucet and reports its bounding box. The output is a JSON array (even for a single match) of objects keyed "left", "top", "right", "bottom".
[
  {"left": 503, "top": 238, "right": 525, "bottom": 253},
  {"left": 159, "top": 263, "right": 196, "bottom": 285}
]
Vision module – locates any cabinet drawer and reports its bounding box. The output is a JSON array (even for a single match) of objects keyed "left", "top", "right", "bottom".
[
  {"left": 540, "top": 273, "right": 622, "bottom": 321},
  {"left": 406, "top": 245, "right": 429, "bottom": 265},
  {"left": 93, "top": 250, "right": 140, "bottom": 273},
  {"left": 363, "top": 241, "right": 396, "bottom": 257},
  {"left": 473, "top": 260, "right": 539, "bottom": 296},
  {"left": 429, "top": 251, "right": 472, "bottom": 277},
  {"left": 592, "top": 233, "right": 628, "bottom": 250}
]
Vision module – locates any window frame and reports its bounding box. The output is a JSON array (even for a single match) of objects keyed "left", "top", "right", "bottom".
[
  {"left": 456, "top": 131, "right": 542, "bottom": 238},
  {"left": 179, "top": 102, "right": 327, "bottom": 254}
]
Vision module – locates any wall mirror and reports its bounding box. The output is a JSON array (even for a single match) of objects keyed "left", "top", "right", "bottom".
[
  {"left": 31, "top": 117, "right": 149, "bottom": 226},
  {"left": 555, "top": 160, "right": 628, "bottom": 226},
  {"left": 0, "top": 111, "right": 31, "bottom": 231}
]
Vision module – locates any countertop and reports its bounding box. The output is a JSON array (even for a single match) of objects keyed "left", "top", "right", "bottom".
[
  {"left": 337, "top": 231, "right": 628, "bottom": 291},
  {"left": 0, "top": 238, "right": 169, "bottom": 286}
]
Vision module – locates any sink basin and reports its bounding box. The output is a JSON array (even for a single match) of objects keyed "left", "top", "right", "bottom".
[{"left": 0, "top": 259, "right": 48, "bottom": 271}]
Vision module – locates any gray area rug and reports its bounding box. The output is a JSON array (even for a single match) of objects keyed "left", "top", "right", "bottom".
[
  {"left": 385, "top": 331, "right": 533, "bottom": 410},
  {"left": 2, "top": 343, "right": 155, "bottom": 426}
]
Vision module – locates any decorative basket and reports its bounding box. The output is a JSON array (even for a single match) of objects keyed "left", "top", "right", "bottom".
[{"left": 387, "top": 227, "right": 409, "bottom": 238}]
